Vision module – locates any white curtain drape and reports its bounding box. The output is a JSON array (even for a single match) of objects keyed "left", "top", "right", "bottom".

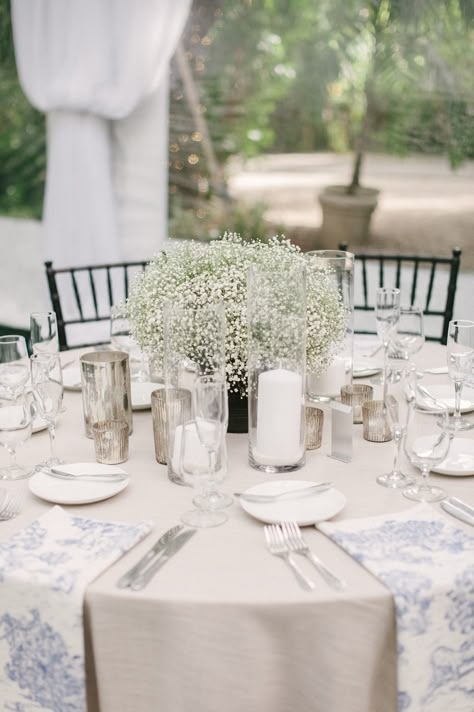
[{"left": 11, "top": 0, "right": 191, "bottom": 267}]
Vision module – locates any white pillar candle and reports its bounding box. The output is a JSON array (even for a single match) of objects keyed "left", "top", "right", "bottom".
[
  {"left": 255, "top": 368, "right": 303, "bottom": 466},
  {"left": 307, "top": 355, "right": 346, "bottom": 398}
]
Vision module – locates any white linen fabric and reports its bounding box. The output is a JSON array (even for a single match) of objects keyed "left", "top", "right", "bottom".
[
  {"left": 319, "top": 504, "right": 474, "bottom": 712},
  {"left": 0, "top": 505, "right": 152, "bottom": 712},
  {"left": 11, "top": 0, "right": 191, "bottom": 266}
]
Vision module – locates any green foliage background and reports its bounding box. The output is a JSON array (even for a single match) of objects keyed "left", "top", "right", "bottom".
[{"left": 0, "top": 0, "right": 473, "bottom": 222}]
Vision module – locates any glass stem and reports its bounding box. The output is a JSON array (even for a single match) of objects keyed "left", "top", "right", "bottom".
[
  {"left": 383, "top": 341, "right": 389, "bottom": 397},
  {"left": 48, "top": 423, "right": 57, "bottom": 459},
  {"left": 9, "top": 448, "right": 18, "bottom": 468},
  {"left": 420, "top": 464, "right": 430, "bottom": 489},
  {"left": 453, "top": 380, "right": 463, "bottom": 420},
  {"left": 391, "top": 432, "right": 402, "bottom": 477}
]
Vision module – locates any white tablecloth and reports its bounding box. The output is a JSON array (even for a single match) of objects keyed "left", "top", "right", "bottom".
[{"left": 1, "top": 342, "right": 472, "bottom": 712}]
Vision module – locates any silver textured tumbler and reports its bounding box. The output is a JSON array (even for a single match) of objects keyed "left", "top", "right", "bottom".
[{"left": 80, "top": 351, "right": 133, "bottom": 438}]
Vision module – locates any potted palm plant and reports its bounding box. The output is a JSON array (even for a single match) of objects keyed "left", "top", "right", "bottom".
[{"left": 318, "top": 0, "right": 473, "bottom": 245}]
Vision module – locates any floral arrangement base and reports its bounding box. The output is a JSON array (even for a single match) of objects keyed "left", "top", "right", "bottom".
[{"left": 228, "top": 394, "right": 248, "bottom": 434}]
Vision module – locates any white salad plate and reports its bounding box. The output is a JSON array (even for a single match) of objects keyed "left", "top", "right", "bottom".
[
  {"left": 238, "top": 479, "right": 346, "bottom": 527},
  {"left": 131, "top": 382, "right": 163, "bottom": 410},
  {"left": 62, "top": 367, "right": 82, "bottom": 391},
  {"left": 432, "top": 438, "right": 474, "bottom": 476},
  {"left": 352, "top": 359, "right": 383, "bottom": 378},
  {"left": 32, "top": 415, "right": 48, "bottom": 434},
  {"left": 29, "top": 462, "right": 130, "bottom": 505},
  {"left": 417, "top": 384, "right": 474, "bottom": 414}
]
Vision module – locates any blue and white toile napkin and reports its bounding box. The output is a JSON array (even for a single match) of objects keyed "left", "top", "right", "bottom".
[
  {"left": 319, "top": 504, "right": 474, "bottom": 712},
  {"left": 0, "top": 505, "right": 152, "bottom": 712}
]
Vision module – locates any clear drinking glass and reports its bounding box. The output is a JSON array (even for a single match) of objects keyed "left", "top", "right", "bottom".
[
  {"left": 191, "top": 375, "right": 231, "bottom": 510},
  {"left": 163, "top": 302, "right": 227, "bottom": 485},
  {"left": 0, "top": 335, "right": 30, "bottom": 396},
  {"left": 446, "top": 319, "right": 474, "bottom": 432},
  {"left": 373, "top": 287, "right": 400, "bottom": 389},
  {"left": 0, "top": 391, "right": 33, "bottom": 480},
  {"left": 390, "top": 306, "right": 424, "bottom": 377},
  {"left": 403, "top": 403, "right": 450, "bottom": 502},
  {"left": 376, "top": 368, "right": 415, "bottom": 488},
  {"left": 110, "top": 305, "right": 147, "bottom": 382},
  {"left": 30, "top": 353, "right": 64, "bottom": 468},
  {"left": 180, "top": 419, "right": 228, "bottom": 528},
  {"left": 30, "top": 311, "right": 59, "bottom": 354}
]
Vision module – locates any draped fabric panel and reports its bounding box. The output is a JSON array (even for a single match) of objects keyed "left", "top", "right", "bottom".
[{"left": 11, "top": 0, "right": 192, "bottom": 267}]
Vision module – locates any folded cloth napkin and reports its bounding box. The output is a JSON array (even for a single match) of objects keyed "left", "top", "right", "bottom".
[
  {"left": 319, "top": 503, "right": 474, "bottom": 712},
  {"left": 0, "top": 505, "right": 152, "bottom": 712}
]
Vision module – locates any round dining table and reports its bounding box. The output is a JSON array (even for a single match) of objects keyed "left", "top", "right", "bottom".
[{"left": 0, "top": 341, "right": 473, "bottom": 712}]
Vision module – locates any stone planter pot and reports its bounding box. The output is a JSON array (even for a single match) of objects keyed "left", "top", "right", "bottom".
[{"left": 318, "top": 185, "right": 379, "bottom": 244}]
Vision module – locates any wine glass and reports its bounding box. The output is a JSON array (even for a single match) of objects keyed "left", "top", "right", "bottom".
[
  {"left": 373, "top": 287, "right": 400, "bottom": 390},
  {"left": 390, "top": 306, "right": 424, "bottom": 376},
  {"left": 30, "top": 311, "right": 59, "bottom": 354},
  {"left": 179, "top": 419, "right": 228, "bottom": 528},
  {"left": 0, "top": 390, "right": 33, "bottom": 480},
  {"left": 30, "top": 353, "right": 64, "bottom": 468},
  {"left": 192, "top": 375, "right": 232, "bottom": 510},
  {"left": 0, "top": 335, "right": 30, "bottom": 396},
  {"left": 376, "top": 368, "right": 415, "bottom": 489},
  {"left": 110, "top": 306, "right": 147, "bottom": 381},
  {"left": 446, "top": 319, "right": 474, "bottom": 432},
  {"left": 403, "top": 402, "right": 450, "bottom": 502}
]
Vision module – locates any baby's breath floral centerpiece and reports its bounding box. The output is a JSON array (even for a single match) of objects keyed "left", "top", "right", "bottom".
[{"left": 126, "top": 234, "right": 346, "bottom": 402}]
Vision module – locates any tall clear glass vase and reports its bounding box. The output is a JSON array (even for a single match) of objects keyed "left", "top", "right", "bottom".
[
  {"left": 163, "top": 303, "right": 227, "bottom": 487},
  {"left": 305, "top": 250, "right": 354, "bottom": 401},
  {"left": 247, "top": 264, "right": 307, "bottom": 473}
]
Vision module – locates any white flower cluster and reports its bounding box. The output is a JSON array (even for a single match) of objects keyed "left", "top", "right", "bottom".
[{"left": 126, "top": 235, "right": 347, "bottom": 398}]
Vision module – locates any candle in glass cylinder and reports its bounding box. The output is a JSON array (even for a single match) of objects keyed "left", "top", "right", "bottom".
[
  {"left": 307, "top": 355, "right": 346, "bottom": 399},
  {"left": 255, "top": 368, "right": 303, "bottom": 465}
]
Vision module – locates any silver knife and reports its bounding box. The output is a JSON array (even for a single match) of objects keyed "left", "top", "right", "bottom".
[
  {"left": 130, "top": 529, "right": 196, "bottom": 591},
  {"left": 46, "top": 467, "right": 129, "bottom": 483},
  {"left": 116, "top": 525, "right": 183, "bottom": 588},
  {"left": 235, "top": 482, "right": 333, "bottom": 504},
  {"left": 441, "top": 499, "right": 474, "bottom": 527}
]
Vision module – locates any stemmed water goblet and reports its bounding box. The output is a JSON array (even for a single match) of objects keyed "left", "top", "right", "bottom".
[
  {"left": 110, "top": 306, "right": 148, "bottom": 381},
  {"left": 403, "top": 401, "right": 450, "bottom": 502},
  {"left": 376, "top": 367, "right": 415, "bottom": 489},
  {"left": 390, "top": 306, "right": 424, "bottom": 377},
  {"left": 192, "top": 374, "right": 232, "bottom": 511},
  {"left": 446, "top": 319, "right": 474, "bottom": 432},
  {"left": 372, "top": 287, "right": 400, "bottom": 391},
  {"left": 0, "top": 335, "right": 30, "bottom": 396},
  {"left": 180, "top": 375, "right": 228, "bottom": 528},
  {"left": 30, "top": 353, "right": 64, "bottom": 468},
  {"left": 30, "top": 311, "right": 59, "bottom": 354},
  {"left": 0, "top": 390, "right": 33, "bottom": 480}
]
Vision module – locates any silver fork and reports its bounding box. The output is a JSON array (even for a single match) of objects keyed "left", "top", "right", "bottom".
[
  {"left": 264, "top": 524, "right": 315, "bottom": 591},
  {"left": 281, "top": 521, "right": 346, "bottom": 591},
  {"left": 0, "top": 490, "right": 22, "bottom": 521}
]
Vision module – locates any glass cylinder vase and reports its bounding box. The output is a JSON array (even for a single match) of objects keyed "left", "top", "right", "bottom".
[
  {"left": 305, "top": 250, "right": 354, "bottom": 401},
  {"left": 247, "top": 264, "right": 306, "bottom": 473},
  {"left": 163, "top": 303, "right": 227, "bottom": 485}
]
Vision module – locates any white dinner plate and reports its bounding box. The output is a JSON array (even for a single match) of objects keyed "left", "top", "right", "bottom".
[
  {"left": 417, "top": 384, "right": 474, "bottom": 414},
  {"left": 32, "top": 415, "right": 48, "bottom": 434},
  {"left": 352, "top": 359, "right": 382, "bottom": 378},
  {"left": 432, "top": 438, "right": 474, "bottom": 476},
  {"left": 62, "top": 366, "right": 82, "bottom": 391},
  {"left": 131, "top": 382, "right": 163, "bottom": 410},
  {"left": 29, "top": 462, "right": 130, "bottom": 505},
  {"left": 238, "top": 479, "right": 346, "bottom": 527}
]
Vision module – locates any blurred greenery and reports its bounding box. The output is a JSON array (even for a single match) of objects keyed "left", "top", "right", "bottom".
[{"left": 0, "top": 0, "right": 473, "bottom": 221}]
